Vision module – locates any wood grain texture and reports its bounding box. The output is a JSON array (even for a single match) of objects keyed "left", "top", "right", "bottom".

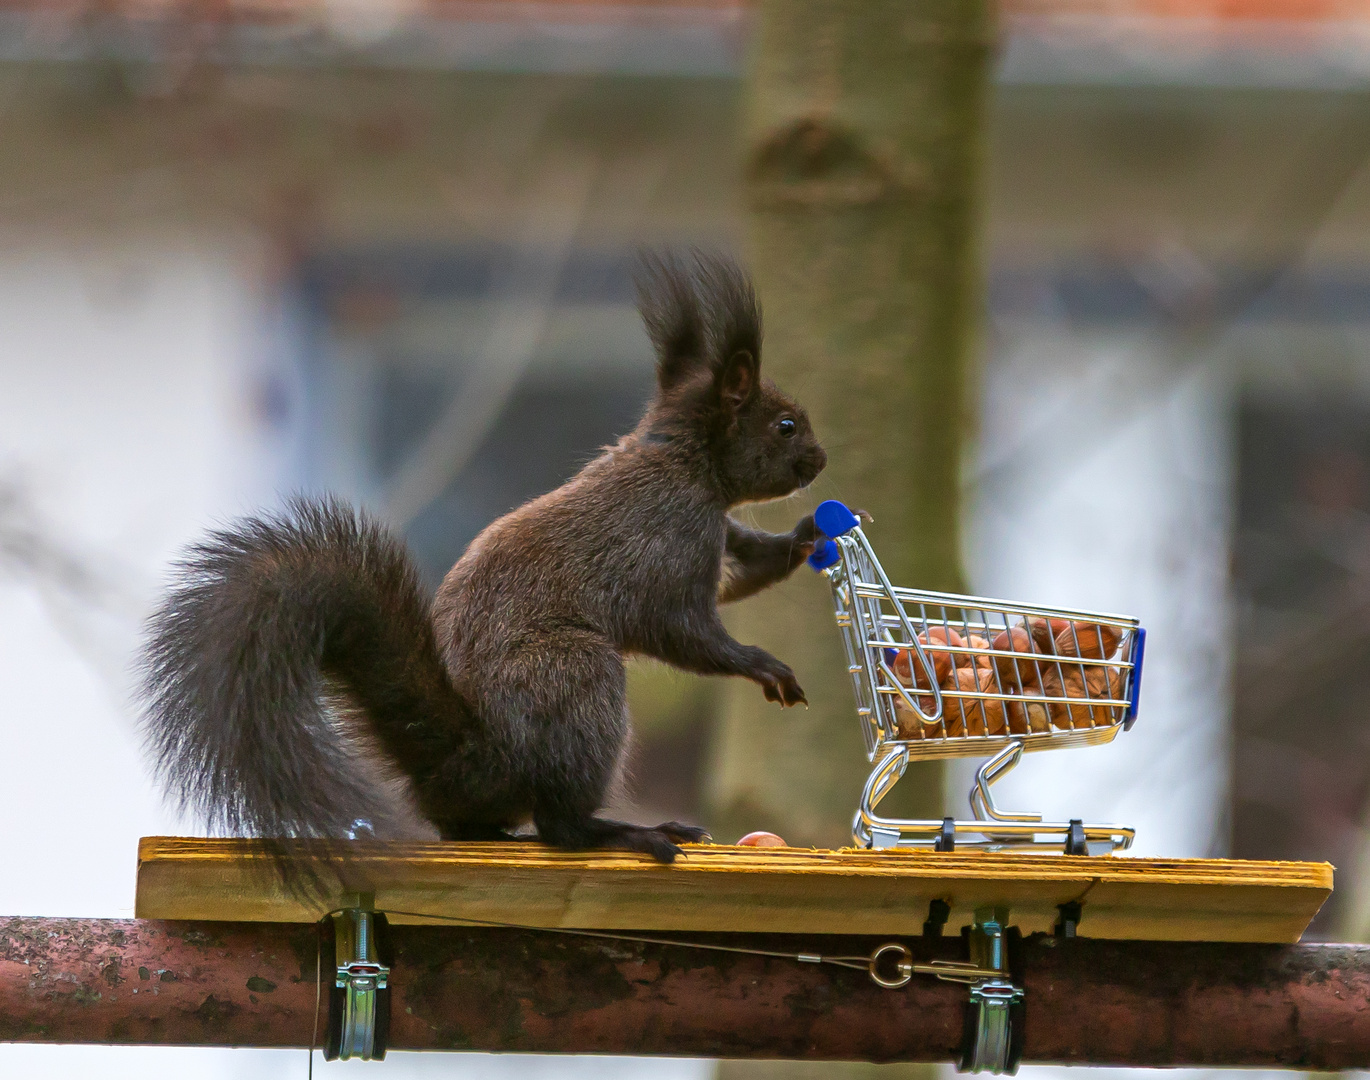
[{"left": 135, "top": 838, "right": 1331, "bottom": 943}]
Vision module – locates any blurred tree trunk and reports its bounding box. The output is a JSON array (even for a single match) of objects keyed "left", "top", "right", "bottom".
[{"left": 706, "top": 0, "right": 994, "bottom": 853}]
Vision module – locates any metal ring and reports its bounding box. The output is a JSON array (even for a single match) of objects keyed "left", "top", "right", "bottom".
[{"left": 868, "top": 943, "right": 913, "bottom": 989}]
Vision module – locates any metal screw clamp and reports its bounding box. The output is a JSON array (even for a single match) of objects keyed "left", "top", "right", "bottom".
[
  {"left": 326, "top": 897, "right": 392, "bottom": 1062},
  {"left": 958, "top": 907, "right": 1025, "bottom": 1076}
]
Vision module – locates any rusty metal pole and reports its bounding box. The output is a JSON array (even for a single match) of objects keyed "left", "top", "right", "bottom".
[{"left": 3, "top": 918, "right": 1370, "bottom": 1066}]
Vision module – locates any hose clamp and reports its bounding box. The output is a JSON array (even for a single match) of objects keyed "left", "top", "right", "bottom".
[
  {"left": 326, "top": 901, "right": 391, "bottom": 1061},
  {"left": 959, "top": 907, "right": 1024, "bottom": 1075}
]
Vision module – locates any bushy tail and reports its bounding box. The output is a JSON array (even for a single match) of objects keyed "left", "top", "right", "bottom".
[{"left": 140, "top": 496, "right": 469, "bottom": 841}]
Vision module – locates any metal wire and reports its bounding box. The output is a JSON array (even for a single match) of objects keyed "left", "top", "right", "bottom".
[
  {"left": 313, "top": 906, "right": 994, "bottom": 991},
  {"left": 309, "top": 924, "right": 321, "bottom": 1080}
]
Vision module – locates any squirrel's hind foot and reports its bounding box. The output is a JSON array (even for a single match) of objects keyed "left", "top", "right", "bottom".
[
  {"left": 536, "top": 816, "right": 709, "bottom": 864},
  {"left": 653, "top": 821, "right": 711, "bottom": 845}
]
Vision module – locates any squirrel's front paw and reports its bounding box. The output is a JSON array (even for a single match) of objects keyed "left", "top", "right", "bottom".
[
  {"left": 758, "top": 662, "right": 807, "bottom": 708},
  {"left": 788, "top": 514, "right": 821, "bottom": 563}
]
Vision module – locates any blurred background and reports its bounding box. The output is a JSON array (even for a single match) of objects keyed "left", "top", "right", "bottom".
[{"left": 1, "top": 0, "right": 1369, "bottom": 1077}]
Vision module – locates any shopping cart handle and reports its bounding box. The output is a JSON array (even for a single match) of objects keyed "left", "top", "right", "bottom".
[
  {"left": 808, "top": 540, "right": 840, "bottom": 571},
  {"left": 814, "top": 500, "right": 860, "bottom": 538},
  {"left": 807, "top": 501, "right": 861, "bottom": 571}
]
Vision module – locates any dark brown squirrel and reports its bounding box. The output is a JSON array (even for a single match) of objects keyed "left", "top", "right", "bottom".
[{"left": 139, "top": 251, "right": 827, "bottom": 863}]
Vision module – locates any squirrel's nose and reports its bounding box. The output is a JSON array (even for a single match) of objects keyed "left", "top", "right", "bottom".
[{"left": 796, "top": 446, "right": 827, "bottom": 485}]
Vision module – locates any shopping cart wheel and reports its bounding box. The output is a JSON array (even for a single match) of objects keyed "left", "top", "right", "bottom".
[{"left": 1064, "top": 819, "right": 1087, "bottom": 855}]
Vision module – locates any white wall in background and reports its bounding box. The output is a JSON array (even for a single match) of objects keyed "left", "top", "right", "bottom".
[
  {"left": 960, "top": 329, "right": 1233, "bottom": 858},
  {"left": 957, "top": 327, "right": 1239, "bottom": 1080},
  {"left": 0, "top": 1046, "right": 715, "bottom": 1079},
  {"left": 0, "top": 239, "right": 286, "bottom": 1080},
  {"left": 0, "top": 240, "right": 285, "bottom": 920}
]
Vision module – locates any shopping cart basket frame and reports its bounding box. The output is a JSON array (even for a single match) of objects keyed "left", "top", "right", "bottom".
[{"left": 808, "top": 500, "right": 1146, "bottom": 854}]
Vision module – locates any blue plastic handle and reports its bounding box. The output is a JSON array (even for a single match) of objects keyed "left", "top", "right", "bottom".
[
  {"left": 1124, "top": 626, "right": 1146, "bottom": 730},
  {"left": 815, "top": 500, "right": 860, "bottom": 538},
  {"left": 806, "top": 501, "right": 861, "bottom": 572},
  {"left": 807, "top": 539, "right": 841, "bottom": 571}
]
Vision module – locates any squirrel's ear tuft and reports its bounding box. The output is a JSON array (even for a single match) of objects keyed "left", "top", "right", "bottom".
[
  {"left": 716, "top": 348, "right": 758, "bottom": 411},
  {"left": 636, "top": 249, "right": 706, "bottom": 393},
  {"left": 693, "top": 251, "right": 762, "bottom": 386}
]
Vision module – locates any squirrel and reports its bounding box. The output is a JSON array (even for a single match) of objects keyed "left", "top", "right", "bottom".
[{"left": 139, "top": 251, "right": 827, "bottom": 864}]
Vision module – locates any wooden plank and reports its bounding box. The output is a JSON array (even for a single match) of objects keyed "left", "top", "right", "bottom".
[{"left": 135, "top": 837, "right": 1332, "bottom": 943}]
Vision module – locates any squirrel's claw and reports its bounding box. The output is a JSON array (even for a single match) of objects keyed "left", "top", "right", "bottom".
[
  {"left": 657, "top": 821, "right": 711, "bottom": 845},
  {"left": 767, "top": 673, "right": 806, "bottom": 708}
]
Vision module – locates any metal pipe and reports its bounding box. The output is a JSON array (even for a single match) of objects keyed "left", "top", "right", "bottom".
[{"left": 2, "top": 917, "right": 1368, "bottom": 1067}]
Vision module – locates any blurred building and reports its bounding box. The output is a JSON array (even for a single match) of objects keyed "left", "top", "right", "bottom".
[
  {"left": 1, "top": 0, "right": 1370, "bottom": 1076},
  {"left": 990, "top": 0, "right": 1370, "bottom": 942}
]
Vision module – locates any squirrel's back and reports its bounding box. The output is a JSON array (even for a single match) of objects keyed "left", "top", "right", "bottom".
[{"left": 434, "top": 438, "right": 724, "bottom": 673}]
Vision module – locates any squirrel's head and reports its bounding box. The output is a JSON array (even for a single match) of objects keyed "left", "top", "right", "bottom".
[{"left": 636, "top": 250, "right": 826, "bottom": 504}]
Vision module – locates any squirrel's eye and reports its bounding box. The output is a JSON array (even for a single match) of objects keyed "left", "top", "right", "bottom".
[{"left": 778, "top": 417, "right": 797, "bottom": 438}]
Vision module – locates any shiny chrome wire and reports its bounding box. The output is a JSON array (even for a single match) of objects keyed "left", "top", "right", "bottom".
[{"left": 821, "top": 522, "right": 1142, "bottom": 853}]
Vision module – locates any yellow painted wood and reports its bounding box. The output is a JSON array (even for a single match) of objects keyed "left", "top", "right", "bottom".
[{"left": 135, "top": 836, "right": 1332, "bottom": 943}]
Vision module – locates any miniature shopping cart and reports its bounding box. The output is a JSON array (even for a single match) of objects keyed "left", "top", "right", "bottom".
[{"left": 808, "top": 501, "right": 1146, "bottom": 854}]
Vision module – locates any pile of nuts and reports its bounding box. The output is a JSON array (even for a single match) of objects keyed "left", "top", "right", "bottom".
[{"left": 888, "top": 618, "right": 1128, "bottom": 740}]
